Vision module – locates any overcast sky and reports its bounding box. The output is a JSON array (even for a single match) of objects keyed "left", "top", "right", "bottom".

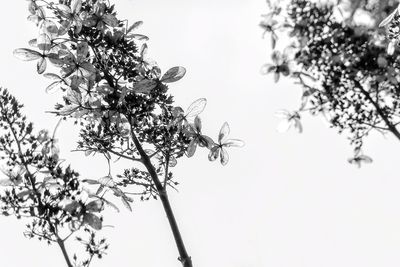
[{"left": 1, "top": 1, "right": 400, "bottom": 267}]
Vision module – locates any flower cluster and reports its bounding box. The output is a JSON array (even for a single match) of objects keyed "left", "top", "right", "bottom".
[
  {"left": 261, "top": 0, "right": 400, "bottom": 165},
  {"left": 16, "top": 0, "right": 243, "bottom": 172},
  {"left": 0, "top": 87, "right": 107, "bottom": 266}
]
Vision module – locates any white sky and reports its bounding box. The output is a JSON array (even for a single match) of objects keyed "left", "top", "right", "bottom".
[{"left": 1, "top": 1, "right": 400, "bottom": 267}]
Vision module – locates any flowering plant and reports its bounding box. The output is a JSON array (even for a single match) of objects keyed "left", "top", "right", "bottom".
[{"left": 13, "top": 0, "right": 243, "bottom": 266}]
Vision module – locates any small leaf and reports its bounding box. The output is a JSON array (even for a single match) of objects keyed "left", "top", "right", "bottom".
[
  {"left": 13, "top": 48, "right": 42, "bottom": 61},
  {"left": 161, "top": 66, "right": 186, "bottom": 83}
]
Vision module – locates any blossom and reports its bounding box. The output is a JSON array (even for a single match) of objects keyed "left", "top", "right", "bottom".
[
  {"left": 260, "top": 50, "right": 290, "bottom": 82},
  {"left": 347, "top": 149, "right": 372, "bottom": 168},
  {"left": 171, "top": 98, "right": 207, "bottom": 129},
  {"left": 57, "top": 0, "right": 84, "bottom": 34},
  {"left": 275, "top": 109, "right": 302, "bottom": 133},
  {"left": 184, "top": 116, "right": 214, "bottom": 157},
  {"left": 81, "top": 1, "right": 119, "bottom": 31},
  {"left": 208, "top": 122, "right": 244, "bottom": 166},
  {"left": 260, "top": 14, "right": 279, "bottom": 48}
]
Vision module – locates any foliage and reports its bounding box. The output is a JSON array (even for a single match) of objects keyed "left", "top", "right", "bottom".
[
  {"left": 0, "top": 87, "right": 107, "bottom": 267},
  {"left": 261, "top": 0, "right": 400, "bottom": 166}
]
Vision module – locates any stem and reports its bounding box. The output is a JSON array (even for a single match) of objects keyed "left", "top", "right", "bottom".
[
  {"left": 57, "top": 237, "right": 74, "bottom": 267},
  {"left": 355, "top": 80, "right": 400, "bottom": 140},
  {"left": 130, "top": 131, "right": 193, "bottom": 267}
]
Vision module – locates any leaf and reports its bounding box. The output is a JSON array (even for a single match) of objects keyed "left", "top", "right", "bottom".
[
  {"left": 161, "top": 66, "right": 186, "bottom": 83},
  {"left": 83, "top": 213, "right": 102, "bottom": 230},
  {"left": 133, "top": 79, "right": 157, "bottom": 93},
  {"left": 13, "top": 48, "right": 42, "bottom": 61}
]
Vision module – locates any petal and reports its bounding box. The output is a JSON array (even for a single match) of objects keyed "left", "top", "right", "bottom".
[
  {"left": 37, "top": 57, "right": 47, "bottom": 74},
  {"left": 220, "top": 148, "right": 229, "bottom": 166},
  {"left": 294, "top": 119, "right": 303, "bottom": 133},
  {"left": 186, "top": 138, "right": 198, "bottom": 157},
  {"left": 45, "top": 81, "right": 61, "bottom": 93},
  {"left": 274, "top": 71, "right": 280, "bottom": 82},
  {"left": 224, "top": 139, "right": 245, "bottom": 147},
  {"left": 127, "top": 21, "right": 143, "bottom": 33},
  {"left": 13, "top": 48, "right": 42, "bottom": 61},
  {"left": 199, "top": 135, "right": 214, "bottom": 148},
  {"left": 274, "top": 109, "right": 290, "bottom": 118},
  {"left": 133, "top": 79, "right": 157, "bottom": 93},
  {"left": 218, "top": 122, "right": 230, "bottom": 143},
  {"left": 85, "top": 199, "right": 104, "bottom": 212},
  {"left": 76, "top": 42, "right": 89, "bottom": 59},
  {"left": 83, "top": 213, "right": 102, "bottom": 230},
  {"left": 57, "top": 4, "right": 72, "bottom": 18},
  {"left": 208, "top": 146, "right": 220, "bottom": 162},
  {"left": 161, "top": 66, "right": 186, "bottom": 83},
  {"left": 186, "top": 98, "right": 207, "bottom": 118},
  {"left": 140, "top": 43, "right": 148, "bottom": 58},
  {"left": 271, "top": 50, "right": 281, "bottom": 63},
  {"left": 194, "top": 116, "right": 202, "bottom": 132},
  {"left": 71, "top": 0, "right": 82, "bottom": 14},
  {"left": 103, "top": 14, "right": 119, "bottom": 27},
  {"left": 37, "top": 33, "right": 52, "bottom": 52}
]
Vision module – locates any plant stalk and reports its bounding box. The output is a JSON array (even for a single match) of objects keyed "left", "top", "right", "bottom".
[
  {"left": 131, "top": 131, "right": 193, "bottom": 267},
  {"left": 57, "top": 237, "right": 74, "bottom": 267},
  {"left": 356, "top": 80, "right": 400, "bottom": 141}
]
